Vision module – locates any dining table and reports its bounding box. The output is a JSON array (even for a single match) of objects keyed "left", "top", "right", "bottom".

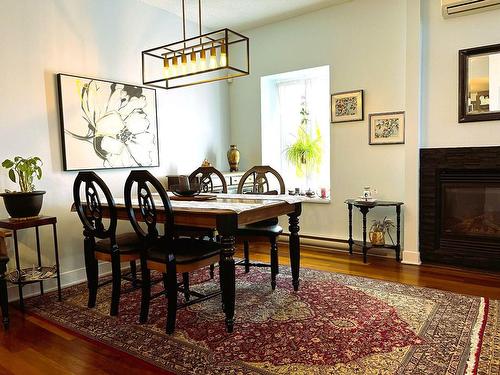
[{"left": 75, "top": 193, "right": 304, "bottom": 333}]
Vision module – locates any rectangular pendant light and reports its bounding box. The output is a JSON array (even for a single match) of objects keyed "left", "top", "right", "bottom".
[{"left": 141, "top": 0, "right": 249, "bottom": 90}]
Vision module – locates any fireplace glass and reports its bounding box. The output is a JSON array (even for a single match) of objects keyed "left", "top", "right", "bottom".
[{"left": 442, "top": 183, "right": 500, "bottom": 238}]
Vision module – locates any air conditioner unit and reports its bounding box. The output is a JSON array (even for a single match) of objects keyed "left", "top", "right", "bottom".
[{"left": 442, "top": 0, "right": 500, "bottom": 18}]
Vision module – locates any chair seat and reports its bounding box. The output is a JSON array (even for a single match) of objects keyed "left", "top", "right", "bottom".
[
  {"left": 147, "top": 238, "right": 221, "bottom": 265},
  {"left": 95, "top": 232, "right": 141, "bottom": 253},
  {"left": 236, "top": 223, "right": 283, "bottom": 237}
]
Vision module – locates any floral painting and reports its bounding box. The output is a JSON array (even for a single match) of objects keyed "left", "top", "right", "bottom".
[
  {"left": 331, "top": 90, "right": 364, "bottom": 123},
  {"left": 335, "top": 97, "right": 358, "bottom": 116},
  {"left": 57, "top": 74, "right": 159, "bottom": 171},
  {"left": 369, "top": 112, "right": 405, "bottom": 145}
]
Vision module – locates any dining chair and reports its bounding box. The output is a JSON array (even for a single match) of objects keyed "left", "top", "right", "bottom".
[
  {"left": 73, "top": 172, "right": 141, "bottom": 316},
  {"left": 235, "top": 165, "right": 285, "bottom": 290},
  {"left": 175, "top": 166, "right": 228, "bottom": 279},
  {"left": 124, "top": 170, "right": 222, "bottom": 334}
]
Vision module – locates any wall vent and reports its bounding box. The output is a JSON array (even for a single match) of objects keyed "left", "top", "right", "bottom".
[{"left": 442, "top": 0, "right": 500, "bottom": 18}]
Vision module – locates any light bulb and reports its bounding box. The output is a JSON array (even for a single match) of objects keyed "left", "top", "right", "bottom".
[
  {"left": 189, "top": 51, "right": 197, "bottom": 73},
  {"left": 163, "top": 56, "right": 171, "bottom": 78},
  {"left": 171, "top": 56, "right": 178, "bottom": 76},
  {"left": 180, "top": 54, "right": 188, "bottom": 75},
  {"left": 209, "top": 46, "right": 218, "bottom": 69},
  {"left": 220, "top": 42, "right": 227, "bottom": 67},
  {"left": 199, "top": 49, "right": 207, "bottom": 71}
]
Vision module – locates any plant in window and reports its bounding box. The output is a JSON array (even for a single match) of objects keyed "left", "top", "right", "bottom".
[{"left": 284, "top": 101, "right": 323, "bottom": 178}]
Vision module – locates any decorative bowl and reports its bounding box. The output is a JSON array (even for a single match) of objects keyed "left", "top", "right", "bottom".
[{"left": 170, "top": 183, "right": 201, "bottom": 197}]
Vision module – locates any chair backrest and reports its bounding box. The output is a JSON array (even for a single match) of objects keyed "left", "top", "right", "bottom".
[
  {"left": 73, "top": 171, "right": 117, "bottom": 241},
  {"left": 124, "top": 170, "right": 174, "bottom": 244},
  {"left": 237, "top": 166, "right": 286, "bottom": 195},
  {"left": 189, "top": 166, "right": 228, "bottom": 193}
]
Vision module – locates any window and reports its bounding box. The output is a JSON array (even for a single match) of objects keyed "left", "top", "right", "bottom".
[{"left": 261, "top": 66, "right": 330, "bottom": 194}]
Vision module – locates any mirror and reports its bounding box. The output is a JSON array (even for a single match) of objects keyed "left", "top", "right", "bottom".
[{"left": 459, "top": 43, "right": 500, "bottom": 123}]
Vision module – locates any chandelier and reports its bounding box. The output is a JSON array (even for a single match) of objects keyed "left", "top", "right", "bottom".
[{"left": 141, "top": 0, "right": 250, "bottom": 90}]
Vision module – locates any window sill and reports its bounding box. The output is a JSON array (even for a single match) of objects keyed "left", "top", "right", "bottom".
[{"left": 302, "top": 197, "right": 331, "bottom": 204}]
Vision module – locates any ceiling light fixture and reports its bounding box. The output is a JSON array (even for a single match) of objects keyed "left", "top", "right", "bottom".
[{"left": 141, "top": 0, "right": 250, "bottom": 90}]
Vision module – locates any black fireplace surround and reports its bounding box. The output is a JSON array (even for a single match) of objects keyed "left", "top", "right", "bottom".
[{"left": 420, "top": 146, "right": 500, "bottom": 271}]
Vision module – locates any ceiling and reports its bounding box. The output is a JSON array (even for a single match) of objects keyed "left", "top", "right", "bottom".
[{"left": 139, "top": 0, "right": 351, "bottom": 31}]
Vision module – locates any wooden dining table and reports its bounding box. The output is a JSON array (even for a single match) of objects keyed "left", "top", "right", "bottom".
[{"left": 76, "top": 193, "right": 304, "bottom": 333}]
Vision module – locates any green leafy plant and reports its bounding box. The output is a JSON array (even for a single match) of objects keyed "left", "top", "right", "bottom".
[
  {"left": 370, "top": 217, "right": 395, "bottom": 241},
  {"left": 284, "top": 102, "right": 323, "bottom": 177},
  {"left": 2, "top": 156, "right": 43, "bottom": 192}
]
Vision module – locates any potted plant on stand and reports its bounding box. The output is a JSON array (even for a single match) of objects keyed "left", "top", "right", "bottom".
[
  {"left": 1, "top": 156, "right": 44, "bottom": 218},
  {"left": 369, "top": 217, "right": 395, "bottom": 246},
  {"left": 284, "top": 101, "right": 323, "bottom": 193}
]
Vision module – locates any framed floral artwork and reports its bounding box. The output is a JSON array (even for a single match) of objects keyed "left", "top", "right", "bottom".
[
  {"left": 331, "top": 89, "right": 364, "bottom": 123},
  {"left": 369, "top": 111, "right": 405, "bottom": 145},
  {"left": 57, "top": 73, "right": 159, "bottom": 171}
]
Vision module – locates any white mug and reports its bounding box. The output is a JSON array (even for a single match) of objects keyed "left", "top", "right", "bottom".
[{"left": 363, "top": 186, "right": 372, "bottom": 199}]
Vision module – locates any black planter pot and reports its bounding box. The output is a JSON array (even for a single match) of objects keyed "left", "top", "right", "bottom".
[{"left": 0, "top": 191, "right": 46, "bottom": 218}]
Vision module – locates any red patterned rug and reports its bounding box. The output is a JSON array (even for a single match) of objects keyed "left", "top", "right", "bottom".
[{"left": 25, "top": 265, "right": 498, "bottom": 374}]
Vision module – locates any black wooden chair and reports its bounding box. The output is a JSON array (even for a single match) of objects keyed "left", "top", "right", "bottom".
[
  {"left": 235, "top": 166, "right": 286, "bottom": 290},
  {"left": 124, "top": 170, "right": 222, "bottom": 334},
  {"left": 73, "top": 172, "right": 141, "bottom": 316},
  {"left": 175, "top": 166, "right": 228, "bottom": 279}
]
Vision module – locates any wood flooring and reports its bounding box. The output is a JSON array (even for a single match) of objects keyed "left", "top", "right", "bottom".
[{"left": 1, "top": 243, "right": 499, "bottom": 374}]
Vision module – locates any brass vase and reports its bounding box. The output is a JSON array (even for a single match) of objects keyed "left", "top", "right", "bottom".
[
  {"left": 369, "top": 231, "right": 385, "bottom": 246},
  {"left": 227, "top": 145, "right": 240, "bottom": 172}
]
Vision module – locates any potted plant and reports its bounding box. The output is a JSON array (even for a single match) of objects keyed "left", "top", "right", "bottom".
[
  {"left": 284, "top": 101, "right": 323, "bottom": 183},
  {"left": 369, "top": 217, "right": 395, "bottom": 246},
  {"left": 1, "top": 156, "right": 45, "bottom": 218}
]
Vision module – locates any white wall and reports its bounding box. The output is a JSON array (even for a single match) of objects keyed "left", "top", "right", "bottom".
[
  {"left": 0, "top": 0, "right": 229, "bottom": 290},
  {"left": 229, "top": 0, "right": 407, "bottom": 242},
  {"left": 422, "top": 0, "right": 500, "bottom": 147}
]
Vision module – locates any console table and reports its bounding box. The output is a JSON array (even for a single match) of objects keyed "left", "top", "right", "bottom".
[
  {"left": 0, "top": 216, "right": 62, "bottom": 310},
  {"left": 167, "top": 171, "right": 254, "bottom": 193},
  {"left": 345, "top": 199, "right": 404, "bottom": 263}
]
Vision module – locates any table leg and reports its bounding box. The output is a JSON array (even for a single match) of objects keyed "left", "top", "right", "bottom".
[
  {"left": 396, "top": 205, "right": 401, "bottom": 262},
  {"left": 52, "top": 224, "right": 62, "bottom": 302},
  {"left": 35, "top": 226, "right": 44, "bottom": 295},
  {"left": 288, "top": 203, "right": 302, "bottom": 291},
  {"left": 0, "top": 259, "right": 9, "bottom": 329},
  {"left": 12, "top": 230, "right": 24, "bottom": 310},
  {"left": 219, "top": 234, "right": 235, "bottom": 333},
  {"left": 348, "top": 203, "right": 354, "bottom": 255},
  {"left": 360, "top": 207, "right": 369, "bottom": 264}
]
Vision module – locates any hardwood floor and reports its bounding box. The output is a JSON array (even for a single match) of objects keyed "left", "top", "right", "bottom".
[{"left": 1, "top": 243, "right": 499, "bottom": 374}]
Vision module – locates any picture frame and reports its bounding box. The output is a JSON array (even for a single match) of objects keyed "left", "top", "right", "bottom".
[
  {"left": 331, "top": 89, "right": 364, "bottom": 123},
  {"left": 57, "top": 73, "right": 159, "bottom": 171},
  {"left": 458, "top": 43, "right": 500, "bottom": 123},
  {"left": 369, "top": 111, "right": 405, "bottom": 145}
]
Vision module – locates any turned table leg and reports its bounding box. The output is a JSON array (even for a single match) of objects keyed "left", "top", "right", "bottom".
[
  {"left": 396, "top": 205, "right": 401, "bottom": 262},
  {"left": 217, "top": 214, "right": 237, "bottom": 333},
  {"left": 348, "top": 203, "right": 354, "bottom": 255},
  {"left": 288, "top": 203, "right": 302, "bottom": 292}
]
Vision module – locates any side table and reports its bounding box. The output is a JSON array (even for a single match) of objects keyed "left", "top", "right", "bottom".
[
  {"left": 345, "top": 199, "right": 404, "bottom": 263},
  {"left": 0, "top": 230, "right": 11, "bottom": 329},
  {"left": 0, "top": 216, "right": 62, "bottom": 310}
]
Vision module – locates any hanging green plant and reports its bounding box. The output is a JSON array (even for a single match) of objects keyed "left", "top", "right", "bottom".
[{"left": 284, "top": 102, "right": 323, "bottom": 177}]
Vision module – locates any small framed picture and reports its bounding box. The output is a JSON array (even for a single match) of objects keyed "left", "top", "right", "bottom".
[
  {"left": 369, "top": 111, "right": 405, "bottom": 145},
  {"left": 331, "top": 89, "right": 364, "bottom": 123}
]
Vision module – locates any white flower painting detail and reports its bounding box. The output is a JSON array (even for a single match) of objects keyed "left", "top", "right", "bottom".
[{"left": 58, "top": 74, "right": 159, "bottom": 170}]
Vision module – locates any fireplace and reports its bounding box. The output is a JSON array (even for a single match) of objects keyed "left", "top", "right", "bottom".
[{"left": 420, "top": 147, "right": 500, "bottom": 271}]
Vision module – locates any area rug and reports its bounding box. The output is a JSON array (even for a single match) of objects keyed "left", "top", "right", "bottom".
[{"left": 25, "top": 265, "right": 498, "bottom": 375}]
